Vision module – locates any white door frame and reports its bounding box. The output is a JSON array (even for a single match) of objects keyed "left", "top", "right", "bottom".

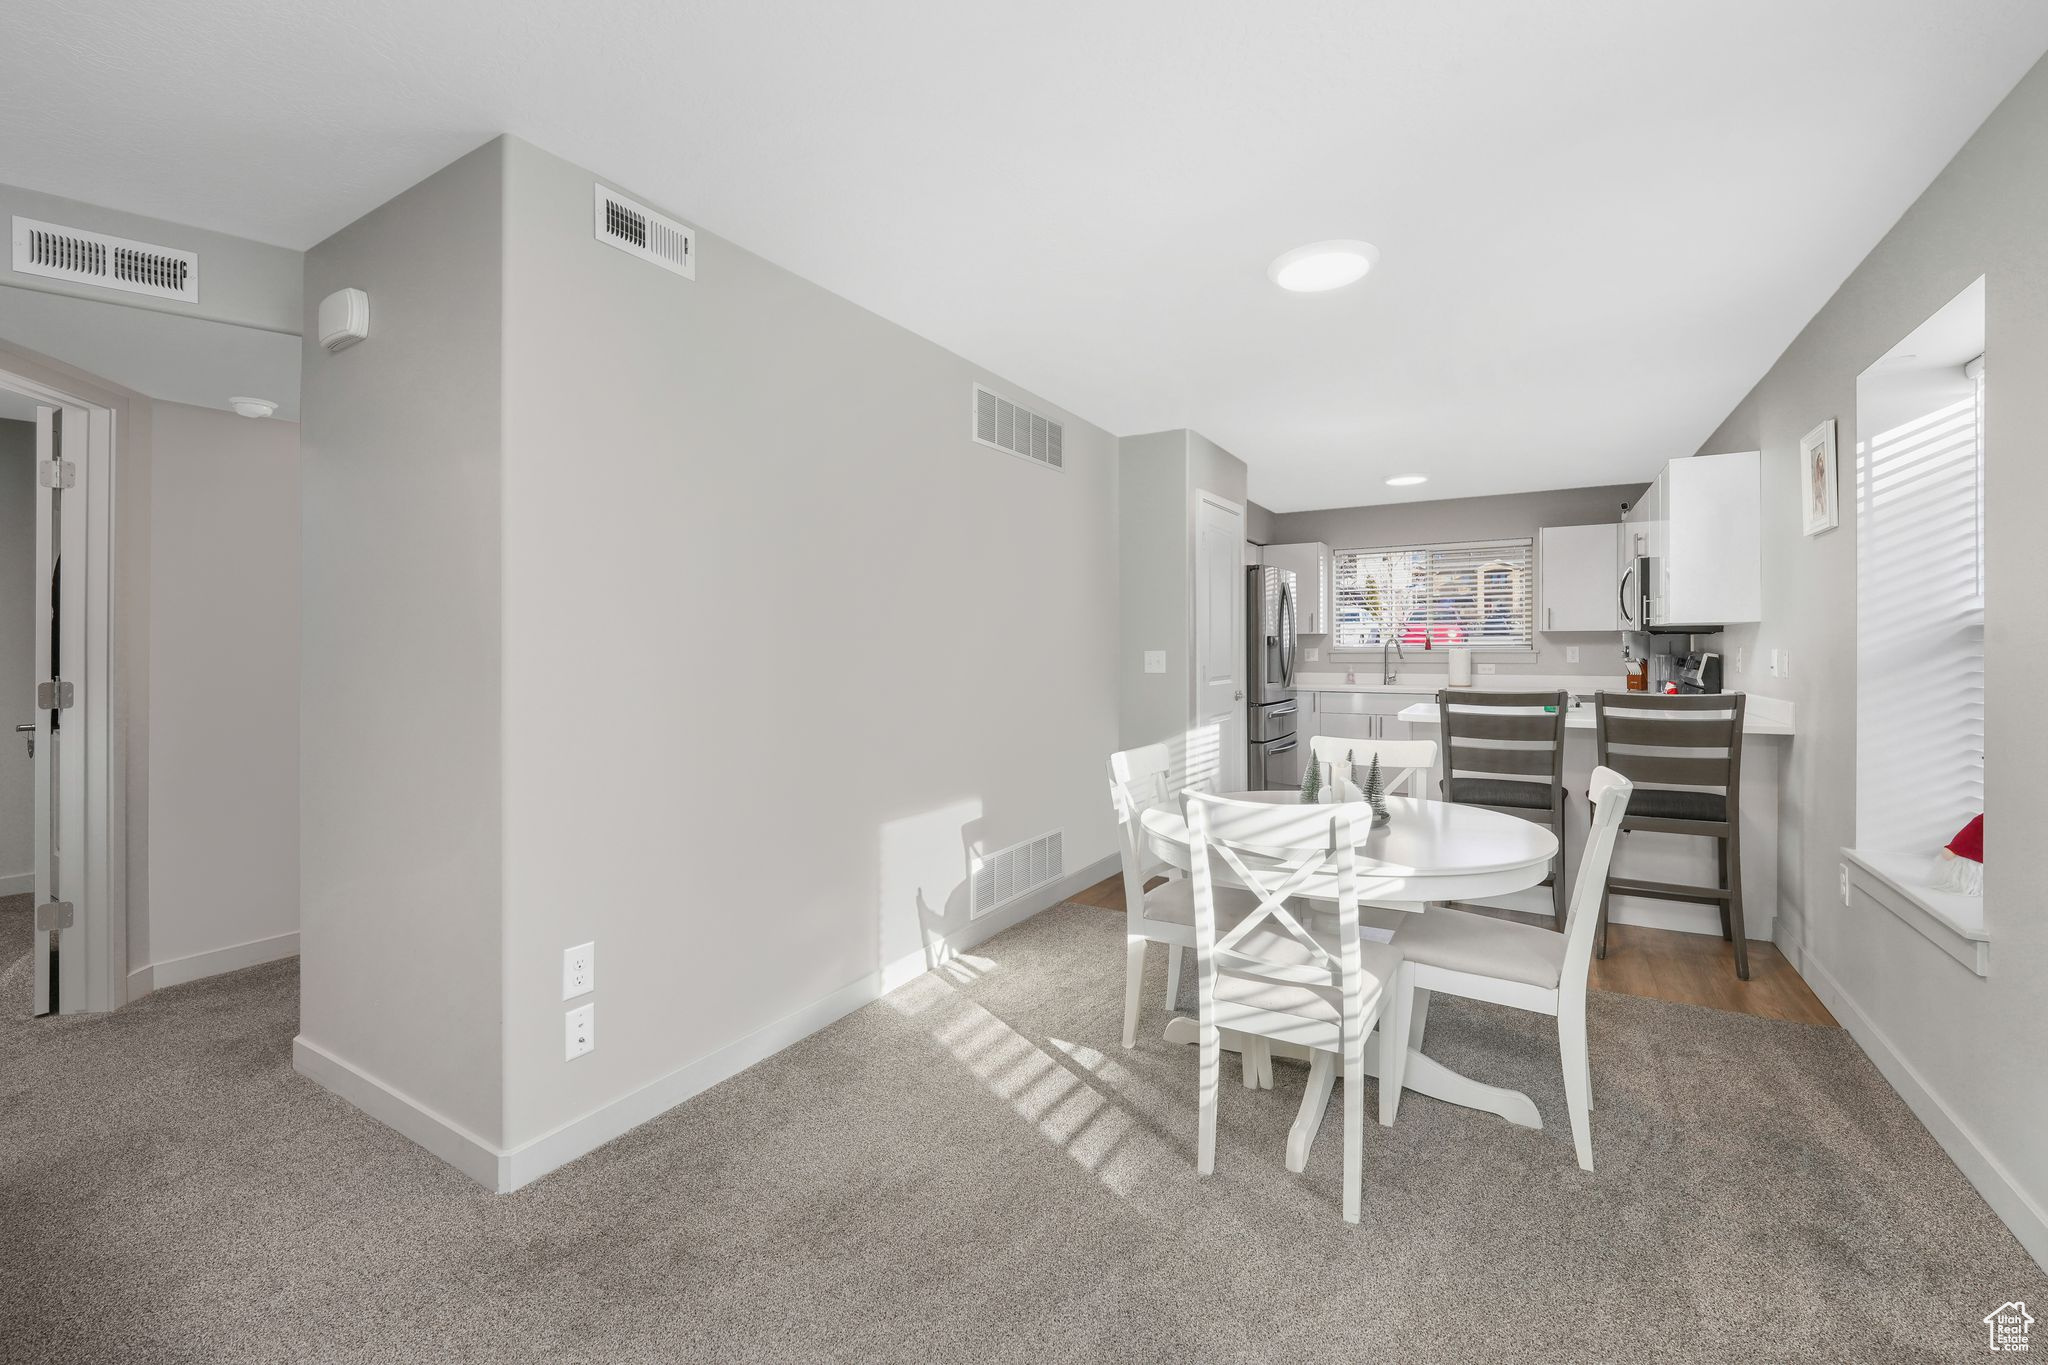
[
  {"left": 1191, "top": 489, "right": 1246, "bottom": 793},
  {"left": 3, "top": 364, "right": 123, "bottom": 1014}
]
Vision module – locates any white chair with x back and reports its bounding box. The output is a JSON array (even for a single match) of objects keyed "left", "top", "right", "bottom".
[
  {"left": 1107, "top": 740, "right": 1260, "bottom": 1051},
  {"left": 1185, "top": 791, "right": 1401, "bottom": 1224}
]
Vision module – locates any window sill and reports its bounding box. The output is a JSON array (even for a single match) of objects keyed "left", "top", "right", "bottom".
[
  {"left": 1843, "top": 848, "right": 1988, "bottom": 977},
  {"left": 1327, "top": 649, "right": 1541, "bottom": 664}
]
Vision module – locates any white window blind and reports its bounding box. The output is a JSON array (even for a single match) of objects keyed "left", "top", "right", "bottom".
[
  {"left": 1855, "top": 359, "right": 1985, "bottom": 855},
  {"left": 1331, "top": 538, "right": 1534, "bottom": 651}
]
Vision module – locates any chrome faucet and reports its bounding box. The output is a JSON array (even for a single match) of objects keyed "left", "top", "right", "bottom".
[{"left": 1381, "top": 635, "right": 1404, "bottom": 685}]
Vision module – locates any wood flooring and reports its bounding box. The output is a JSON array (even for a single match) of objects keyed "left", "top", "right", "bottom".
[{"left": 1072, "top": 874, "right": 1837, "bottom": 1028}]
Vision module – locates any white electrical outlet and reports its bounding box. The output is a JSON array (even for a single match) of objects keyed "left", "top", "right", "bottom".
[
  {"left": 562, "top": 942, "right": 594, "bottom": 1000},
  {"left": 1767, "top": 648, "right": 1781, "bottom": 677},
  {"left": 1565, "top": 646, "right": 1580, "bottom": 664},
  {"left": 1143, "top": 650, "right": 1166, "bottom": 674},
  {"left": 1478, "top": 663, "right": 1497, "bottom": 674},
  {"left": 565, "top": 1003, "right": 595, "bottom": 1060},
  {"left": 1735, "top": 646, "right": 1745, "bottom": 674},
  {"left": 1304, "top": 647, "right": 1319, "bottom": 663},
  {"left": 1839, "top": 864, "right": 1851, "bottom": 906}
]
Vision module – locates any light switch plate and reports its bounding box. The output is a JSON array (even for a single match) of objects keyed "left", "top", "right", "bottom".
[
  {"left": 1143, "top": 650, "right": 1166, "bottom": 674},
  {"left": 565, "top": 1003, "right": 595, "bottom": 1059},
  {"left": 1565, "top": 646, "right": 1580, "bottom": 664},
  {"left": 1304, "top": 647, "right": 1319, "bottom": 663},
  {"left": 562, "top": 942, "right": 594, "bottom": 1000}
]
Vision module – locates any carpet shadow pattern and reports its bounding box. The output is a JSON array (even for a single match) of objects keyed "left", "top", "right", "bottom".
[{"left": 0, "top": 896, "right": 2039, "bottom": 1363}]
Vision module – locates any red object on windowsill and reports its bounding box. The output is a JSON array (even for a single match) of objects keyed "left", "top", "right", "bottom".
[{"left": 1931, "top": 814, "right": 1984, "bottom": 895}]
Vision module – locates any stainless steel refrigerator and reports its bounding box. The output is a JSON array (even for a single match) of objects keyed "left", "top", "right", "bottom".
[{"left": 1246, "top": 564, "right": 1299, "bottom": 790}]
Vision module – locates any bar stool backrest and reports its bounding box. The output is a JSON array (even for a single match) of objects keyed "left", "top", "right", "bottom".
[{"left": 1591, "top": 691, "right": 1745, "bottom": 827}]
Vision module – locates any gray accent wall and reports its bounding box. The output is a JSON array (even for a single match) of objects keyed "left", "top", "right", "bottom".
[
  {"left": 494, "top": 135, "right": 1120, "bottom": 1154},
  {"left": 1690, "top": 54, "right": 2048, "bottom": 1264},
  {"left": 299, "top": 140, "right": 508, "bottom": 1148},
  {"left": 1266, "top": 483, "right": 1646, "bottom": 676}
]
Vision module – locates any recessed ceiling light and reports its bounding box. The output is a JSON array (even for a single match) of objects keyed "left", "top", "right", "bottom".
[
  {"left": 1268, "top": 240, "right": 1380, "bottom": 293},
  {"left": 1385, "top": 474, "right": 1428, "bottom": 487}
]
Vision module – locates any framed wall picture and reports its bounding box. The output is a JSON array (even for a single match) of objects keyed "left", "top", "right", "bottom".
[{"left": 1800, "top": 418, "right": 1839, "bottom": 536}]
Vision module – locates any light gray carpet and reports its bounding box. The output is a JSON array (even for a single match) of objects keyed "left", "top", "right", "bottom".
[{"left": 1, "top": 893, "right": 2040, "bottom": 1364}]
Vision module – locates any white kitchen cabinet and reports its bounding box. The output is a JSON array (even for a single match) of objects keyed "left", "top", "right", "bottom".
[
  {"left": 1625, "top": 451, "right": 1761, "bottom": 629},
  {"left": 1538, "top": 523, "right": 1622, "bottom": 632},
  {"left": 1312, "top": 691, "right": 1432, "bottom": 743},
  {"left": 1262, "top": 541, "right": 1332, "bottom": 635}
]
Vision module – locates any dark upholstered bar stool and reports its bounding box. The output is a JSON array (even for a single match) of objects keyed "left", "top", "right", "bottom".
[
  {"left": 1436, "top": 689, "right": 1570, "bottom": 928},
  {"left": 1592, "top": 691, "right": 1749, "bottom": 978}
]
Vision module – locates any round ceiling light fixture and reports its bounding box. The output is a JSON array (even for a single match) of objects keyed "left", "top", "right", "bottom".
[
  {"left": 1385, "top": 474, "right": 1428, "bottom": 487},
  {"left": 1268, "top": 240, "right": 1380, "bottom": 293}
]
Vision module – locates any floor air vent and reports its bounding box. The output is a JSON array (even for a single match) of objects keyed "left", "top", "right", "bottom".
[
  {"left": 593, "top": 185, "right": 694, "bottom": 279},
  {"left": 971, "top": 829, "right": 1065, "bottom": 918},
  {"left": 11, "top": 217, "right": 198, "bottom": 302},
  {"left": 973, "top": 384, "right": 1064, "bottom": 470}
]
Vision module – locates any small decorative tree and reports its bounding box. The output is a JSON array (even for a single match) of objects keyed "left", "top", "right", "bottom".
[
  {"left": 1299, "top": 753, "right": 1322, "bottom": 804},
  {"left": 1364, "top": 754, "right": 1389, "bottom": 826}
]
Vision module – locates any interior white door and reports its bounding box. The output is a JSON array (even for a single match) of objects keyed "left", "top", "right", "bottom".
[
  {"left": 30, "top": 403, "right": 88, "bottom": 1016},
  {"left": 1194, "top": 492, "right": 1246, "bottom": 792}
]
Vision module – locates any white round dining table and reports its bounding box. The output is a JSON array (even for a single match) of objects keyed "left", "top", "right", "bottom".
[{"left": 1140, "top": 791, "right": 1560, "bottom": 1160}]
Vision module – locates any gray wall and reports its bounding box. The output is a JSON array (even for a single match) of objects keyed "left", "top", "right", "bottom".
[
  {"left": 1118, "top": 431, "right": 1193, "bottom": 750},
  {"left": 145, "top": 401, "right": 299, "bottom": 971},
  {"left": 1266, "top": 483, "right": 1645, "bottom": 675},
  {"left": 1244, "top": 499, "right": 1277, "bottom": 546},
  {"left": 494, "top": 137, "right": 1120, "bottom": 1150},
  {"left": 0, "top": 420, "right": 31, "bottom": 891},
  {"left": 0, "top": 182, "right": 302, "bottom": 335},
  {"left": 298, "top": 141, "right": 507, "bottom": 1146},
  {"left": 1691, "top": 54, "right": 2048, "bottom": 1261},
  {"left": 1116, "top": 428, "right": 1250, "bottom": 751}
]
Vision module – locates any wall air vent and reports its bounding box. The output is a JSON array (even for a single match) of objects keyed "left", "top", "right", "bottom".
[
  {"left": 11, "top": 216, "right": 198, "bottom": 303},
  {"left": 970, "top": 829, "right": 1065, "bottom": 918},
  {"left": 593, "top": 184, "right": 694, "bottom": 279},
  {"left": 973, "top": 383, "right": 1064, "bottom": 471}
]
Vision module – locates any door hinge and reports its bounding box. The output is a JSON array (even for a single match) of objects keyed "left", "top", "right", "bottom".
[
  {"left": 38, "top": 460, "right": 76, "bottom": 489},
  {"left": 37, "top": 679, "right": 74, "bottom": 710},
  {"left": 34, "top": 900, "right": 74, "bottom": 932}
]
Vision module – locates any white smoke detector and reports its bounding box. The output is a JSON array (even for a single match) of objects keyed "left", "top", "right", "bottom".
[
  {"left": 318, "top": 287, "right": 370, "bottom": 353},
  {"left": 229, "top": 397, "right": 278, "bottom": 419}
]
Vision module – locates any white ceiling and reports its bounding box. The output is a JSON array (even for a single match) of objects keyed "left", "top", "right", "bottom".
[{"left": 4, "top": 1, "right": 2044, "bottom": 510}]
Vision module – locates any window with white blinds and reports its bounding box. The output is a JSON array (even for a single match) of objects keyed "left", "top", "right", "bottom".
[
  {"left": 1855, "top": 344, "right": 1985, "bottom": 857},
  {"left": 1330, "top": 538, "right": 1535, "bottom": 651}
]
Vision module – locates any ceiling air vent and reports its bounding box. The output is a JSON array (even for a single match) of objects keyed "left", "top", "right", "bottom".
[
  {"left": 11, "top": 216, "right": 198, "bottom": 303},
  {"left": 593, "top": 184, "right": 694, "bottom": 279},
  {"left": 973, "top": 383, "right": 1064, "bottom": 471},
  {"left": 970, "top": 829, "right": 1065, "bottom": 918}
]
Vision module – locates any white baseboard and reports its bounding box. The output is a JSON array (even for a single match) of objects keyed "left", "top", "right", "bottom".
[
  {"left": 1802, "top": 953, "right": 2047, "bottom": 1272},
  {"left": 292, "top": 1035, "right": 504, "bottom": 1188},
  {"left": 298, "top": 855, "right": 1118, "bottom": 1194},
  {"left": 127, "top": 930, "right": 300, "bottom": 998},
  {"left": 0, "top": 870, "right": 31, "bottom": 897}
]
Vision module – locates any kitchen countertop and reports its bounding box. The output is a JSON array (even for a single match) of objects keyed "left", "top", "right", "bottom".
[
  {"left": 1396, "top": 697, "right": 1796, "bottom": 737},
  {"left": 1292, "top": 672, "right": 1626, "bottom": 696}
]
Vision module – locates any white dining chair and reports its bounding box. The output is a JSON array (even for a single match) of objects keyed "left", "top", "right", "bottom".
[
  {"left": 1185, "top": 791, "right": 1400, "bottom": 1224},
  {"left": 1378, "top": 765, "right": 1632, "bottom": 1171},
  {"left": 1305, "top": 736, "right": 1437, "bottom": 797},
  {"left": 1107, "top": 742, "right": 1259, "bottom": 1050}
]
